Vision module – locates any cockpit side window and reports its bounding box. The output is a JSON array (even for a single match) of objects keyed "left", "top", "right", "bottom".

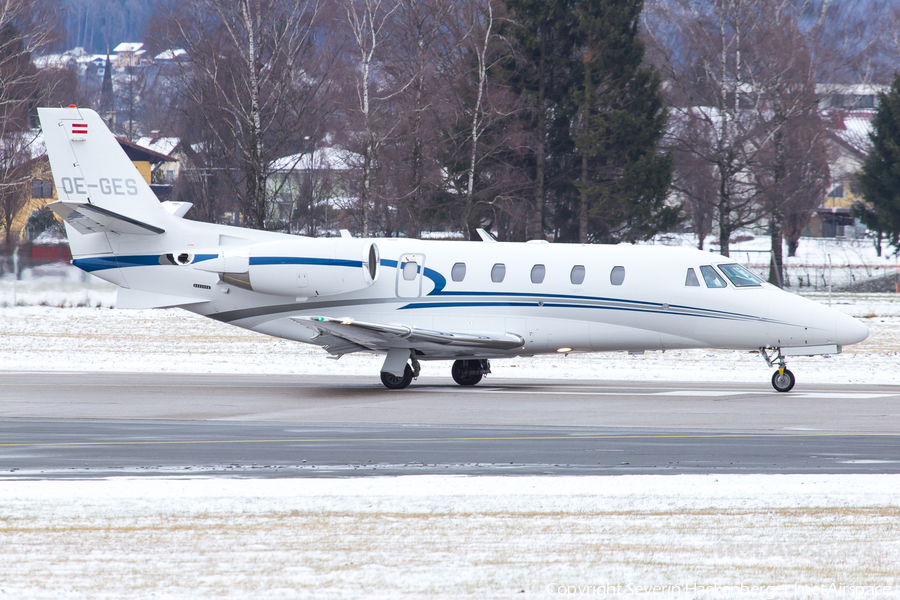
[
  {"left": 718, "top": 263, "right": 764, "bottom": 287},
  {"left": 685, "top": 268, "right": 700, "bottom": 287},
  {"left": 700, "top": 265, "right": 727, "bottom": 288}
]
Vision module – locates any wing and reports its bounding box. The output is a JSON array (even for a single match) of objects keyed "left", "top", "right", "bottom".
[{"left": 291, "top": 316, "right": 524, "bottom": 357}]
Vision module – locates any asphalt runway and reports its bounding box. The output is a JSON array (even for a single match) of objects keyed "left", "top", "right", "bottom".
[{"left": 2, "top": 372, "right": 900, "bottom": 477}]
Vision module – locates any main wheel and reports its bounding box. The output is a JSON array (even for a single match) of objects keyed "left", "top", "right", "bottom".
[
  {"left": 381, "top": 364, "right": 413, "bottom": 390},
  {"left": 451, "top": 360, "right": 484, "bottom": 386},
  {"left": 771, "top": 368, "right": 795, "bottom": 393}
]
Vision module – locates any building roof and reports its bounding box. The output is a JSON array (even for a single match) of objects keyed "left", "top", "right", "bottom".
[
  {"left": 135, "top": 135, "right": 181, "bottom": 157},
  {"left": 113, "top": 42, "right": 144, "bottom": 53},
  {"left": 827, "top": 110, "right": 874, "bottom": 158},
  {"left": 154, "top": 49, "right": 186, "bottom": 61},
  {"left": 270, "top": 147, "right": 358, "bottom": 172},
  {"left": 115, "top": 137, "right": 177, "bottom": 164}
]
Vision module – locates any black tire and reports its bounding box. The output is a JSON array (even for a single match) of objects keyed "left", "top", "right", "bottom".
[
  {"left": 451, "top": 360, "right": 484, "bottom": 386},
  {"left": 771, "top": 368, "right": 795, "bottom": 393},
  {"left": 381, "top": 364, "right": 413, "bottom": 390}
]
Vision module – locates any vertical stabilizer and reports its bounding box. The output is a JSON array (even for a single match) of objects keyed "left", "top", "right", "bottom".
[{"left": 38, "top": 107, "right": 170, "bottom": 255}]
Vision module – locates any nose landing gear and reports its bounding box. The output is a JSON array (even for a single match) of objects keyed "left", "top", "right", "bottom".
[{"left": 760, "top": 347, "right": 795, "bottom": 393}]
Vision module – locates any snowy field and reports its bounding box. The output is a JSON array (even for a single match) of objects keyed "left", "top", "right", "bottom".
[
  {"left": 2, "top": 259, "right": 900, "bottom": 598},
  {"left": 1, "top": 476, "right": 899, "bottom": 599}
]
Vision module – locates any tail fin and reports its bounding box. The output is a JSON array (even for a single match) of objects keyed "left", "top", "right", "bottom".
[{"left": 38, "top": 107, "right": 170, "bottom": 254}]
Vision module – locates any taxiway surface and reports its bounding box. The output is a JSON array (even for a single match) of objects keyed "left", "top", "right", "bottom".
[{"left": 2, "top": 372, "right": 899, "bottom": 477}]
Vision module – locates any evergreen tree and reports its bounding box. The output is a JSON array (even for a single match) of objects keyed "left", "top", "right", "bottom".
[
  {"left": 570, "top": 0, "right": 677, "bottom": 243},
  {"left": 499, "top": 0, "right": 677, "bottom": 243},
  {"left": 497, "top": 0, "right": 578, "bottom": 240},
  {"left": 858, "top": 73, "right": 900, "bottom": 252}
]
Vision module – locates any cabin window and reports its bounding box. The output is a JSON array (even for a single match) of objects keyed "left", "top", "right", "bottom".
[
  {"left": 685, "top": 268, "right": 700, "bottom": 287},
  {"left": 718, "top": 263, "right": 764, "bottom": 287},
  {"left": 700, "top": 265, "right": 727, "bottom": 288},
  {"left": 531, "top": 264, "right": 546, "bottom": 284},
  {"left": 402, "top": 260, "right": 418, "bottom": 281},
  {"left": 570, "top": 265, "right": 585, "bottom": 285},
  {"left": 610, "top": 266, "right": 625, "bottom": 286},
  {"left": 491, "top": 263, "right": 506, "bottom": 283},
  {"left": 451, "top": 262, "right": 466, "bottom": 282}
]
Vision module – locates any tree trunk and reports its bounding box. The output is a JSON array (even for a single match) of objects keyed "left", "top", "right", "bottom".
[
  {"left": 769, "top": 214, "right": 784, "bottom": 287},
  {"left": 768, "top": 119, "right": 786, "bottom": 287},
  {"left": 529, "top": 24, "right": 547, "bottom": 241}
]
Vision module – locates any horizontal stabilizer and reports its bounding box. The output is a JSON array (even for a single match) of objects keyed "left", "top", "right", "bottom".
[
  {"left": 117, "top": 288, "right": 209, "bottom": 309},
  {"left": 50, "top": 201, "right": 165, "bottom": 236},
  {"left": 292, "top": 316, "right": 524, "bottom": 353}
]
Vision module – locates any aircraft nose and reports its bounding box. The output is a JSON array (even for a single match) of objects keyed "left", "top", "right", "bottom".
[{"left": 835, "top": 312, "right": 868, "bottom": 346}]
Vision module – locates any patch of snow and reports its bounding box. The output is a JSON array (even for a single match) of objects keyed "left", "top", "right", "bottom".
[{"left": 0, "top": 476, "right": 898, "bottom": 599}]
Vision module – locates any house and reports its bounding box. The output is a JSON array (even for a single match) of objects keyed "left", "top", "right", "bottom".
[
  {"left": 112, "top": 42, "right": 146, "bottom": 68},
  {"left": 134, "top": 134, "right": 182, "bottom": 184},
  {"left": 268, "top": 146, "right": 358, "bottom": 234},
  {"left": 115, "top": 137, "right": 178, "bottom": 200},
  {"left": 809, "top": 110, "right": 874, "bottom": 238}
]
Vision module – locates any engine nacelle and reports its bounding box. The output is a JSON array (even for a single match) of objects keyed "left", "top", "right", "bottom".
[{"left": 193, "top": 238, "right": 380, "bottom": 298}]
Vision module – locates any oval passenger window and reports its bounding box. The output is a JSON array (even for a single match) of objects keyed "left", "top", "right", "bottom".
[
  {"left": 451, "top": 262, "right": 466, "bottom": 282},
  {"left": 531, "top": 264, "right": 546, "bottom": 284},
  {"left": 491, "top": 263, "right": 506, "bottom": 283},
  {"left": 570, "top": 265, "right": 585, "bottom": 285},
  {"left": 610, "top": 266, "right": 625, "bottom": 285}
]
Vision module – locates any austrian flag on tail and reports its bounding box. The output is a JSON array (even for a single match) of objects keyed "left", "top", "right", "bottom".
[{"left": 70, "top": 122, "right": 88, "bottom": 140}]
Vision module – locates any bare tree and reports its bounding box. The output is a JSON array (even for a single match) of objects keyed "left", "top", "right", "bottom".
[
  {"left": 150, "top": 0, "right": 334, "bottom": 229},
  {"left": 744, "top": 8, "right": 829, "bottom": 285},
  {"left": 1, "top": 0, "right": 63, "bottom": 249},
  {"left": 644, "top": 0, "right": 772, "bottom": 256},
  {"left": 338, "top": 0, "right": 402, "bottom": 237},
  {"left": 377, "top": 0, "right": 452, "bottom": 238},
  {"left": 435, "top": 0, "right": 524, "bottom": 240}
]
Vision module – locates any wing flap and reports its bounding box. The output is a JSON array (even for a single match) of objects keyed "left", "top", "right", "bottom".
[{"left": 291, "top": 316, "right": 524, "bottom": 354}]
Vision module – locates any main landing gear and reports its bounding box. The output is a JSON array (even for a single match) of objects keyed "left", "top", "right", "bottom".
[
  {"left": 451, "top": 359, "right": 491, "bottom": 386},
  {"left": 380, "top": 351, "right": 421, "bottom": 390},
  {"left": 378, "top": 352, "right": 491, "bottom": 390},
  {"left": 760, "top": 347, "right": 795, "bottom": 393}
]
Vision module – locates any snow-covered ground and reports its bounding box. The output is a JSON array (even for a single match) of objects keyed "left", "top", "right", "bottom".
[
  {"left": 2, "top": 260, "right": 900, "bottom": 598},
  {"left": 1, "top": 476, "right": 899, "bottom": 599}
]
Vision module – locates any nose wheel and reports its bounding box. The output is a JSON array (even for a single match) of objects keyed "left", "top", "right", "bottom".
[
  {"left": 771, "top": 368, "right": 795, "bottom": 393},
  {"left": 760, "top": 347, "right": 795, "bottom": 393}
]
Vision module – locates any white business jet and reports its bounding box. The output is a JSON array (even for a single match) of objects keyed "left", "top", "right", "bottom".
[{"left": 40, "top": 107, "right": 868, "bottom": 392}]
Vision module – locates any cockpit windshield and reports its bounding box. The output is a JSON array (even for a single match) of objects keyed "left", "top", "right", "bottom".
[
  {"left": 718, "top": 263, "right": 764, "bottom": 287},
  {"left": 699, "top": 265, "right": 727, "bottom": 288}
]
